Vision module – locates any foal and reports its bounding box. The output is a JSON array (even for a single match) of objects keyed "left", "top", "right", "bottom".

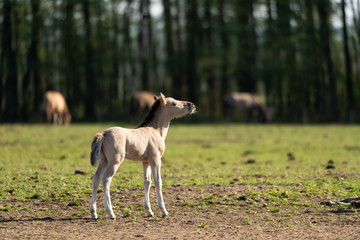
[{"left": 89, "top": 93, "right": 196, "bottom": 219}]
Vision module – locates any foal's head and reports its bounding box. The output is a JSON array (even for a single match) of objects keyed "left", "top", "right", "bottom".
[
  {"left": 137, "top": 93, "right": 196, "bottom": 128},
  {"left": 156, "top": 93, "right": 196, "bottom": 119}
]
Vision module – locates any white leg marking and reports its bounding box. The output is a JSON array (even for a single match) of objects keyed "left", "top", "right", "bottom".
[
  {"left": 90, "top": 158, "right": 107, "bottom": 219},
  {"left": 102, "top": 158, "right": 122, "bottom": 219},
  {"left": 142, "top": 162, "right": 154, "bottom": 217},
  {"left": 151, "top": 160, "right": 168, "bottom": 217}
]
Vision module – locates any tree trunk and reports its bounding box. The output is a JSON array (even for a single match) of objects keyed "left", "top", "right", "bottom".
[
  {"left": 146, "top": 0, "right": 158, "bottom": 92},
  {"left": 303, "top": 0, "right": 321, "bottom": 122},
  {"left": 219, "top": 0, "right": 229, "bottom": 98},
  {"left": 276, "top": 0, "right": 297, "bottom": 121},
  {"left": 95, "top": 0, "right": 105, "bottom": 105},
  {"left": 204, "top": 0, "right": 217, "bottom": 119},
  {"left": 163, "top": 0, "right": 182, "bottom": 99},
  {"left": 185, "top": 0, "right": 199, "bottom": 104},
  {"left": 82, "top": 0, "right": 96, "bottom": 119},
  {"left": 341, "top": 0, "right": 354, "bottom": 123},
  {"left": 350, "top": 0, "right": 360, "bottom": 91},
  {"left": 1, "top": 0, "right": 18, "bottom": 121},
  {"left": 31, "top": 0, "right": 43, "bottom": 117},
  {"left": 174, "top": 0, "right": 183, "bottom": 53},
  {"left": 317, "top": 0, "right": 339, "bottom": 121},
  {"left": 174, "top": 0, "right": 184, "bottom": 97},
  {"left": 236, "top": 0, "right": 257, "bottom": 92},
  {"left": 21, "top": 1, "right": 40, "bottom": 121},
  {"left": 264, "top": 0, "right": 274, "bottom": 107},
  {"left": 138, "top": 0, "right": 150, "bottom": 90},
  {"left": 123, "top": 0, "right": 136, "bottom": 102},
  {"left": 63, "top": 0, "right": 80, "bottom": 118},
  {"left": 110, "top": 0, "right": 120, "bottom": 109}
]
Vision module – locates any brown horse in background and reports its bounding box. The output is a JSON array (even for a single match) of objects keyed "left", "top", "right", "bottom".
[
  {"left": 130, "top": 91, "right": 156, "bottom": 120},
  {"left": 223, "top": 92, "right": 270, "bottom": 123},
  {"left": 41, "top": 91, "right": 71, "bottom": 125}
]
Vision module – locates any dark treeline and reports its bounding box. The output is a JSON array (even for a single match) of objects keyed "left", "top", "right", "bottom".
[{"left": 1, "top": 0, "right": 360, "bottom": 122}]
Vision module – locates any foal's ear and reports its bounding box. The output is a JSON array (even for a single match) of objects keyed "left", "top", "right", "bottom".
[{"left": 159, "top": 92, "right": 167, "bottom": 104}]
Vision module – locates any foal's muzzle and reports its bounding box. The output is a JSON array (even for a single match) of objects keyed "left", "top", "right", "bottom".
[{"left": 186, "top": 102, "right": 196, "bottom": 114}]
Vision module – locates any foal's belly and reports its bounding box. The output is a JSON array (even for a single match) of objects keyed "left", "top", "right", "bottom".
[
  {"left": 125, "top": 138, "right": 165, "bottom": 162},
  {"left": 123, "top": 139, "right": 147, "bottom": 161},
  {"left": 125, "top": 150, "right": 147, "bottom": 162}
]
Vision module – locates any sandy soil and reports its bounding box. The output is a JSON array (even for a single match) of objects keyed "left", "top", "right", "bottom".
[{"left": 1, "top": 184, "right": 360, "bottom": 239}]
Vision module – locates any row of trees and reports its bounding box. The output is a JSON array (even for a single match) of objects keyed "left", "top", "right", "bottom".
[{"left": 1, "top": 0, "right": 360, "bottom": 122}]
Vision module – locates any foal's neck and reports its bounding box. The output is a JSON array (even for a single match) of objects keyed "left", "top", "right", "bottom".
[{"left": 147, "top": 108, "right": 171, "bottom": 140}]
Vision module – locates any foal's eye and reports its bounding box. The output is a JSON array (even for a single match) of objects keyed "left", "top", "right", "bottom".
[{"left": 172, "top": 103, "right": 176, "bottom": 106}]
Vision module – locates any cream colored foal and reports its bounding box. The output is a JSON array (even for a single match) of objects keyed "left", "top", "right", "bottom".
[{"left": 89, "top": 93, "right": 196, "bottom": 219}]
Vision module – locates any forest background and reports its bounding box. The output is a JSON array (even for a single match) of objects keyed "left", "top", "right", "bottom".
[{"left": 1, "top": 0, "right": 360, "bottom": 123}]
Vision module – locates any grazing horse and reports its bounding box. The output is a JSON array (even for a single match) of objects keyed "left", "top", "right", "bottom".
[
  {"left": 41, "top": 91, "right": 72, "bottom": 125},
  {"left": 89, "top": 93, "right": 196, "bottom": 219},
  {"left": 223, "top": 92, "right": 270, "bottom": 123},
  {"left": 130, "top": 91, "right": 156, "bottom": 120}
]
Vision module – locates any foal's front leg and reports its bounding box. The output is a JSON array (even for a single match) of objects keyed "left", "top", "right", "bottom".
[
  {"left": 150, "top": 158, "right": 168, "bottom": 217},
  {"left": 142, "top": 161, "right": 154, "bottom": 217}
]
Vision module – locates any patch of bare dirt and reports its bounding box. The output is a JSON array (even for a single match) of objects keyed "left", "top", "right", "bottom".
[{"left": 1, "top": 184, "right": 360, "bottom": 239}]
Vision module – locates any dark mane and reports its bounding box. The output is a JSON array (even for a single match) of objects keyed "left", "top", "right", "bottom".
[{"left": 136, "top": 99, "right": 161, "bottom": 128}]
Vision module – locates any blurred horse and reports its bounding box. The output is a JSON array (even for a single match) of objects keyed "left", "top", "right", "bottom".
[
  {"left": 130, "top": 91, "right": 156, "bottom": 120},
  {"left": 41, "top": 91, "right": 72, "bottom": 125},
  {"left": 223, "top": 92, "right": 270, "bottom": 123},
  {"left": 89, "top": 93, "right": 196, "bottom": 219}
]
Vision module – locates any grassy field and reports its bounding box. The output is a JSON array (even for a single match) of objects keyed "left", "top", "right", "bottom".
[
  {"left": 1, "top": 123, "right": 360, "bottom": 238},
  {"left": 1, "top": 124, "right": 360, "bottom": 201},
  {"left": 0, "top": 124, "right": 360, "bottom": 204}
]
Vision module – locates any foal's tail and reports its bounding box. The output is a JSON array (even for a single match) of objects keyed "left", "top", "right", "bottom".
[{"left": 90, "top": 132, "right": 104, "bottom": 167}]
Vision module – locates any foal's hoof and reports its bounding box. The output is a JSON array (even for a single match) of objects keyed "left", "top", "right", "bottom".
[
  {"left": 91, "top": 213, "right": 98, "bottom": 220},
  {"left": 146, "top": 211, "right": 154, "bottom": 217},
  {"left": 108, "top": 215, "right": 116, "bottom": 220},
  {"left": 162, "top": 211, "right": 169, "bottom": 218}
]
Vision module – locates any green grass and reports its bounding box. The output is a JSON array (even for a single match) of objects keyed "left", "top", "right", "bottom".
[{"left": 1, "top": 123, "right": 360, "bottom": 204}]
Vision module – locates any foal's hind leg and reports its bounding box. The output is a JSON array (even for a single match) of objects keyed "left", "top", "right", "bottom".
[
  {"left": 90, "top": 152, "right": 108, "bottom": 219},
  {"left": 102, "top": 154, "right": 124, "bottom": 219}
]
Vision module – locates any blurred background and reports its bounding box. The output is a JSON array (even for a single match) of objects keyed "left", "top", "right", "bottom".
[{"left": 1, "top": 0, "right": 360, "bottom": 123}]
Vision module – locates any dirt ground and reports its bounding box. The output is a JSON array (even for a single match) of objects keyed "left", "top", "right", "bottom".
[{"left": 1, "top": 184, "right": 360, "bottom": 239}]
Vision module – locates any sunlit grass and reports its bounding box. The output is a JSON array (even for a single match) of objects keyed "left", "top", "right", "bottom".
[{"left": 1, "top": 123, "right": 360, "bottom": 203}]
